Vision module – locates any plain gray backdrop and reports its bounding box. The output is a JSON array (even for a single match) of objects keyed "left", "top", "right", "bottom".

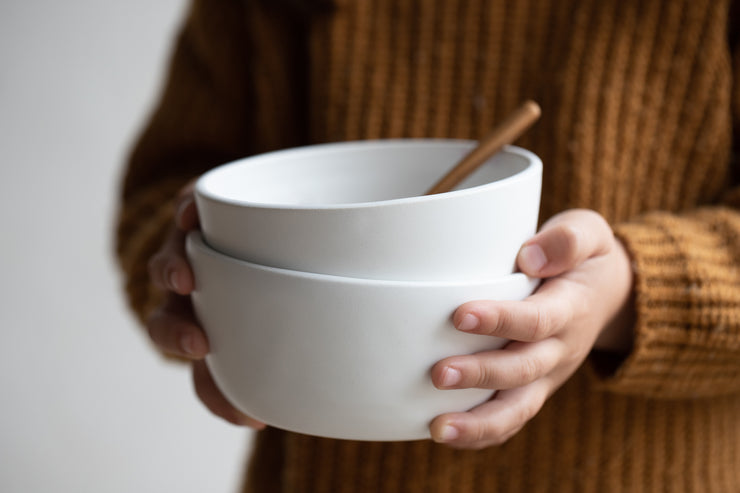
[{"left": 0, "top": 1, "right": 253, "bottom": 491}]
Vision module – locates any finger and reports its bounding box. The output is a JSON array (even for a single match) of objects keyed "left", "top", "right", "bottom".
[
  {"left": 174, "top": 180, "right": 199, "bottom": 230},
  {"left": 430, "top": 380, "right": 549, "bottom": 449},
  {"left": 453, "top": 292, "right": 573, "bottom": 341},
  {"left": 192, "top": 360, "right": 266, "bottom": 429},
  {"left": 147, "top": 229, "right": 195, "bottom": 295},
  {"left": 517, "top": 209, "right": 614, "bottom": 278},
  {"left": 175, "top": 192, "right": 199, "bottom": 231},
  {"left": 432, "top": 339, "right": 565, "bottom": 390},
  {"left": 146, "top": 294, "right": 209, "bottom": 359}
]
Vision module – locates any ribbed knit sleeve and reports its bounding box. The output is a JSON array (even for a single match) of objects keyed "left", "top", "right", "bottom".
[
  {"left": 115, "top": 0, "right": 303, "bottom": 323},
  {"left": 591, "top": 208, "right": 740, "bottom": 398}
]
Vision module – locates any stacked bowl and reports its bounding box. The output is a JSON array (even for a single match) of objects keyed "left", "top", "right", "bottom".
[{"left": 187, "top": 139, "right": 543, "bottom": 441}]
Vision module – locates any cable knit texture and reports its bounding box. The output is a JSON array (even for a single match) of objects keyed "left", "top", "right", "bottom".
[{"left": 116, "top": 0, "right": 740, "bottom": 491}]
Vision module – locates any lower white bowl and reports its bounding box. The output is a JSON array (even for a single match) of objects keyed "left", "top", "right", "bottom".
[{"left": 187, "top": 232, "right": 539, "bottom": 441}]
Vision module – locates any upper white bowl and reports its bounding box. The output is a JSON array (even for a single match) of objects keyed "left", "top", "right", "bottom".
[
  {"left": 187, "top": 231, "right": 539, "bottom": 441},
  {"left": 195, "top": 140, "right": 542, "bottom": 281}
]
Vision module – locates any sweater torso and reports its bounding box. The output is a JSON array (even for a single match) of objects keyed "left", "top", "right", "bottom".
[
  {"left": 242, "top": 1, "right": 740, "bottom": 491},
  {"left": 115, "top": 0, "right": 740, "bottom": 491}
]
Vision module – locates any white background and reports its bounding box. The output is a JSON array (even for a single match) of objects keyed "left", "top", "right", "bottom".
[{"left": 0, "top": 1, "right": 254, "bottom": 491}]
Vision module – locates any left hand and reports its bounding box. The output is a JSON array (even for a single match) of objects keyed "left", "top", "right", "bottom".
[{"left": 429, "top": 209, "right": 635, "bottom": 449}]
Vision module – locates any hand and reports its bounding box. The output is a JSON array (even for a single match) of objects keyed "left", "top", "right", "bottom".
[
  {"left": 146, "top": 183, "right": 265, "bottom": 429},
  {"left": 429, "top": 209, "right": 634, "bottom": 449}
]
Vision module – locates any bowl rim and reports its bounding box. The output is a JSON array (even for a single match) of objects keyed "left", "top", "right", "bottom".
[
  {"left": 194, "top": 139, "right": 542, "bottom": 211},
  {"left": 187, "top": 231, "right": 539, "bottom": 289}
]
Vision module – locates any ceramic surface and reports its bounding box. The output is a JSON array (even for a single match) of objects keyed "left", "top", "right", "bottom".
[
  {"left": 195, "top": 140, "right": 542, "bottom": 281},
  {"left": 187, "top": 232, "right": 540, "bottom": 441}
]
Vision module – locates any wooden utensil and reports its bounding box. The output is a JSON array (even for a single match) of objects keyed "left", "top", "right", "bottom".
[{"left": 425, "top": 100, "right": 541, "bottom": 195}]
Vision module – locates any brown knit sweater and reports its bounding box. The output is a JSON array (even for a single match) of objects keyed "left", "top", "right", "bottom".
[{"left": 116, "top": 0, "right": 740, "bottom": 491}]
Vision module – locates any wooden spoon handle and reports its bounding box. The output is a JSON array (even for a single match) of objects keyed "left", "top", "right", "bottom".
[{"left": 425, "top": 100, "right": 541, "bottom": 195}]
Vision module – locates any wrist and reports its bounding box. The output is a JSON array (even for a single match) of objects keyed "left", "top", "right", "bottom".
[{"left": 593, "top": 236, "right": 635, "bottom": 353}]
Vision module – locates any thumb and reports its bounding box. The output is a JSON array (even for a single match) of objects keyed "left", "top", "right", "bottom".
[{"left": 517, "top": 209, "right": 614, "bottom": 278}]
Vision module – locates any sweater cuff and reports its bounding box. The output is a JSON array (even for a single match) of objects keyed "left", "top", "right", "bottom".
[{"left": 586, "top": 212, "right": 740, "bottom": 398}]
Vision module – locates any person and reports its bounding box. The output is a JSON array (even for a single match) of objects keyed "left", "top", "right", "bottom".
[{"left": 115, "top": 0, "right": 740, "bottom": 491}]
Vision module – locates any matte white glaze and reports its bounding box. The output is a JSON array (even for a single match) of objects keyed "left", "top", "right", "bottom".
[
  {"left": 195, "top": 140, "right": 542, "bottom": 281},
  {"left": 187, "top": 232, "right": 539, "bottom": 441}
]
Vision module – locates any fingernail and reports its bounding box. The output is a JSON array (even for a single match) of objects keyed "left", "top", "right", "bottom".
[
  {"left": 519, "top": 244, "right": 547, "bottom": 273},
  {"left": 440, "top": 367, "right": 462, "bottom": 387},
  {"left": 181, "top": 333, "right": 196, "bottom": 356},
  {"left": 457, "top": 313, "right": 479, "bottom": 332},
  {"left": 435, "top": 424, "right": 460, "bottom": 443},
  {"left": 169, "top": 269, "right": 181, "bottom": 292}
]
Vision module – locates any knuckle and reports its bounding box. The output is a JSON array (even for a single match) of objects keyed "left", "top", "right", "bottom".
[
  {"left": 517, "top": 390, "right": 547, "bottom": 427},
  {"left": 518, "top": 356, "right": 544, "bottom": 383},
  {"left": 495, "top": 308, "right": 515, "bottom": 335},
  {"left": 479, "top": 305, "right": 514, "bottom": 338},
  {"left": 145, "top": 305, "right": 193, "bottom": 355},
  {"left": 473, "top": 311, "right": 494, "bottom": 335},
  {"left": 475, "top": 360, "right": 497, "bottom": 388},
  {"left": 480, "top": 422, "right": 507, "bottom": 446},
  {"left": 553, "top": 223, "right": 583, "bottom": 259},
  {"left": 516, "top": 400, "right": 539, "bottom": 425},
  {"left": 582, "top": 208, "right": 610, "bottom": 231},
  {"left": 561, "top": 350, "right": 582, "bottom": 369},
  {"left": 472, "top": 421, "right": 491, "bottom": 444},
  {"left": 527, "top": 303, "right": 552, "bottom": 340}
]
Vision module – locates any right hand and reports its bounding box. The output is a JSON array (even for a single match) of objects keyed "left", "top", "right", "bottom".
[{"left": 146, "top": 183, "right": 266, "bottom": 429}]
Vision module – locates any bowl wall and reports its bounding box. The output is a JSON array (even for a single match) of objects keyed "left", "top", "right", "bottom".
[
  {"left": 187, "top": 231, "right": 539, "bottom": 441},
  {"left": 195, "top": 140, "right": 542, "bottom": 281}
]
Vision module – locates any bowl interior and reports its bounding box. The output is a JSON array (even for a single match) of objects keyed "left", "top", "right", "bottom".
[{"left": 196, "top": 140, "right": 535, "bottom": 207}]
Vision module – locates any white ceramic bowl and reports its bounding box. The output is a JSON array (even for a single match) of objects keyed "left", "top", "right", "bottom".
[
  {"left": 195, "top": 140, "right": 542, "bottom": 281},
  {"left": 187, "top": 231, "right": 539, "bottom": 441}
]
